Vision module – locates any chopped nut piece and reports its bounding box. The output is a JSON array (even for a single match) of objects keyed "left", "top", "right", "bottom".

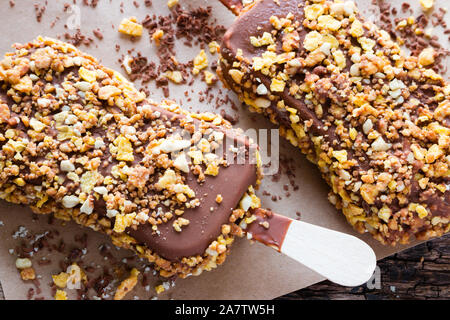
[
  {"left": 173, "top": 217, "right": 190, "bottom": 232},
  {"left": 62, "top": 195, "right": 79, "bottom": 209},
  {"left": 371, "top": 136, "right": 392, "bottom": 152},
  {"left": 228, "top": 69, "right": 244, "bottom": 84},
  {"left": 419, "top": 0, "right": 434, "bottom": 11},
  {"left": 15, "top": 258, "right": 32, "bottom": 270},
  {"left": 418, "top": 48, "right": 435, "bottom": 66},
  {"left": 254, "top": 98, "right": 271, "bottom": 108},
  {"left": 60, "top": 160, "right": 75, "bottom": 172},
  {"left": 29, "top": 118, "right": 46, "bottom": 132},
  {"left": 173, "top": 153, "right": 189, "bottom": 173}
]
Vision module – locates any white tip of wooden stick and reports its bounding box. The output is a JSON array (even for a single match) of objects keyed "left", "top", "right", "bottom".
[{"left": 280, "top": 219, "right": 377, "bottom": 287}]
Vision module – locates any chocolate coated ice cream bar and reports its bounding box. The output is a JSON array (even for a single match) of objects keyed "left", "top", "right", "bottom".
[
  {"left": 218, "top": 0, "right": 449, "bottom": 245},
  {"left": 0, "top": 37, "right": 263, "bottom": 278}
]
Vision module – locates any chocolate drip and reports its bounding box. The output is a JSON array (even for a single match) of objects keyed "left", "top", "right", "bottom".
[{"left": 245, "top": 208, "right": 292, "bottom": 251}]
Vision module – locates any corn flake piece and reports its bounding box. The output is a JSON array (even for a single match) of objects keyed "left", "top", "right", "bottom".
[
  {"left": 304, "top": 4, "right": 325, "bottom": 20},
  {"left": 55, "top": 290, "right": 67, "bottom": 300},
  {"left": 113, "top": 213, "right": 137, "bottom": 233},
  {"left": 350, "top": 19, "right": 364, "bottom": 38},
  {"left": 192, "top": 50, "right": 208, "bottom": 75},
  {"left": 303, "top": 31, "right": 323, "bottom": 52},
  {"left": 358, "top": 37, "right": 376, "bottom": 52},
  {"left": 165, "top": 71, "right": 183, "bottom": 84},
  {"left": 208, "top": 41, "right": 220, "bottom": 54},
  {"left": 317, "top": 15, "right": 341, "bottom": 31},
  {"left": 152, "top": 29, "right": 164, "bottom": 45},
  {"left": 204, "top": 163, "right": 219, "bottom": 176},
  {"left": 13, "top": 76, "right": 33, "bottom": 94},
  {"left": 228, "top": 69, "right": 244, "bottom": 84},
  {"left": 80, "top": 171, "right": 100, "bottom": 193},
  {"left": 349, "top": 128, "right": 357, "bottom": 140},
  {"left": 78, "top": 67, "right": 97, "bottom": 83},
  {"left": 415, "top": 205, "right": 429, "bottom": 218},
  {"left": 13, "top": 177, "right": 26, "bottom": 187},
  {"left": 36, "top": 194, "right": 49, "bottom": 208},
  {"left": 378, "top": 206, "right": 392, "bottom": 223},
  {"left": 270, "top": 78, "right": 286, "bottom": 92},
  {"left": 332, "top": 150, "right": 348, "bottom": 163},
  {"left": 156, "top": 169, "right": 177, "bottom": 190},
  {"left": 114, "top": 135, "right": 134, "bottom": 162},
  {"left": 155, "top": 284, "right": 165, "bottom": 294},
  {"left": 114, "top": 268, "right": 140, "bottom": 300},
  {"left": 250, "top": 32, "right": 275, "bottom": 47},
  {"left": 167, "top": 0, "right": 179, "bottom": 8},
  {"left": 20, "top": 268, "right": 36, "bottom": 281},
  {"left": 188, "top": 150, "right": 203, "bottom": 165},
  {"left": 99, "top": 86, "right": 121, "bottom": 101},
  {"left": 333, "top": 50, "right": 346, "bottom": 69},
  {"left": 204, "top": 71, "right": 217, "bottom": 85},
  {"left": 52, "top": 272, "right": 69, "bottom": 288},
  {"left": 118, "top": 17, "right": 143, "bottom": 37}
]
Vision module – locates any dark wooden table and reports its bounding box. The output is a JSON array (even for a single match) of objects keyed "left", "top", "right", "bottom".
[
  {"left": 0, "top": 234, "right": 448, "bottom": 300},
  {"left": 279, "top": 234, "right": 450, "bottom": 300}
]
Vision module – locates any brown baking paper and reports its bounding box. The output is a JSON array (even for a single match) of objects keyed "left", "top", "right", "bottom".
[{"left": 0, "top": 0, "right": 448, "bottom": 300}]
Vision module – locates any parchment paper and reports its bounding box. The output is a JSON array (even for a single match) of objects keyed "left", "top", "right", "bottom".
[{"left": 0, "top": 0, "right": 448, "bottom": 300}]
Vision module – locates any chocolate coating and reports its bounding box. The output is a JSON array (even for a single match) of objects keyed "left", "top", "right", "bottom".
[
  {"left": 130, "top": 158, "right": 257, "bottom": 261},
  {"left": 128, "top": 119, "right": 258, "bottom": 261},
  {"left": 246, "top": 208, "right": 292, "bottom": 251}
]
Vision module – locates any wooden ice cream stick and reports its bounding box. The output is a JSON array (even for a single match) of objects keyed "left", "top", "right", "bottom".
[{"left": 246, "top": 209, "right": 377, "bottom": 287}]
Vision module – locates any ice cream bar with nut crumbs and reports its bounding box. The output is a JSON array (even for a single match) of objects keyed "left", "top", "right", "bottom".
[
  {"left": 0, "top": 36, "right": 378, "bottom": 287},
  {"left": 218, "top": 0, "right": 449, "bottom": 245},
  {"left": 0, "top": 37, "right": 264, "bottom": 278}
]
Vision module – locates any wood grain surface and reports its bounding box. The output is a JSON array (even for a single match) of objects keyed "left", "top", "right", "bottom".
[
  {"left": 279, "top": 234, "right": 450, "bottom": 300},
  {"left": 0, "top": 234, "right": 448, "bottom": 300}
]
